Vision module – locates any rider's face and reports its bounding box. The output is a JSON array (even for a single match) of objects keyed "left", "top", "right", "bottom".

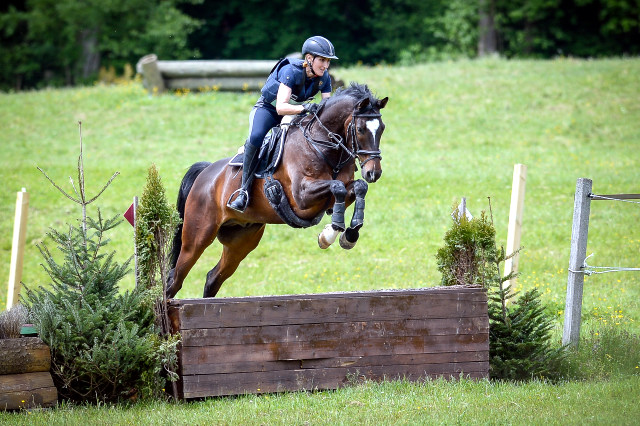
[{"left": 307, "top": 55, "right": 330, "bottom": 76}]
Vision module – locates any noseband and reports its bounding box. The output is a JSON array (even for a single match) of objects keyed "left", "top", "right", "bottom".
[{"left": 296, "top": 108, "right": 382, "bottom": 178}]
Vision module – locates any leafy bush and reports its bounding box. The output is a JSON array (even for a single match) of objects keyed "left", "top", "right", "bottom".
[{"left": 436, "top": 208, "right": 498, "bottom": 287}]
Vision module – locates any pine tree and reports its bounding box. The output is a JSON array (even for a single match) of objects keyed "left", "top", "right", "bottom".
[{"left": 23, "top": 123, "right": 167, "bottom": 402}]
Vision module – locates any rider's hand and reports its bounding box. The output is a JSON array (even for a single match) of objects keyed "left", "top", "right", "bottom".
[{"left": 302, "top": 103, "right": 320, "bottom": 115}]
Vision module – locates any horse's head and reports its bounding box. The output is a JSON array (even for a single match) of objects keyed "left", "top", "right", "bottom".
[{"left": 350, "top": 95, "right": 388, "bottom": 183}]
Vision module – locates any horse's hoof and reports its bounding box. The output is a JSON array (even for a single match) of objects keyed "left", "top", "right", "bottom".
[
  {"left": 339, "top": 228, "right": 359, "bottom": 250},
  {"left": 318, "top": 223, "right": 339, "bottom": 249}
]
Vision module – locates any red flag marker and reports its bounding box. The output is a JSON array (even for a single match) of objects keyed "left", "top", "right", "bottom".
[{"left": 124, "top": 203, "right": 135, "bottom": 227}]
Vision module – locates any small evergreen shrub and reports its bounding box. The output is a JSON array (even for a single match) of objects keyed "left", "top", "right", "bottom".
[
  {"left": 436, "top": 202, "right": 567, "bottom": 381},
  {"left": 24, "top": 212, "right": 160, "bottom": 402},
  {"left": 488, "top": 281, "right": 568, "bottom": 381},
  {"left": 134, "top": 164, "right": 181, "bottom": 390}
]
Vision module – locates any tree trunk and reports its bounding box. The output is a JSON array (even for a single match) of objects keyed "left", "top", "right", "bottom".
[
  {"left": 478, "top": 0, "right": 498, "bottom": 56},
  {"left": 79, "top": 28, "right": 100, "bottom": 79}
]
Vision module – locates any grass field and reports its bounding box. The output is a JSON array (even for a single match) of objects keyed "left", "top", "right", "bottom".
[{"left": 1, "top": 57, "right": 639, "bottom": 423}]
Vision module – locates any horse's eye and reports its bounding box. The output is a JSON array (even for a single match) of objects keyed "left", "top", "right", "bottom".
[{"left": 357, "top": 127, "right": 365, "bottom": 134}]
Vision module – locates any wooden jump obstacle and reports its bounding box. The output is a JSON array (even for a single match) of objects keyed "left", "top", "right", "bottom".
[{"left": 167, "top": 286, "right": 489, "bottom": 399}]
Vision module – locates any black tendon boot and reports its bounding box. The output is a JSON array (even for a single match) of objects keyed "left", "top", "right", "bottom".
[{"left": 227, "top": 142, "right": 261, "bottom": 212}]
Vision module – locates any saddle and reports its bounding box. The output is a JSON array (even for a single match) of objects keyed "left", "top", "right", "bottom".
[
  {"left": 229, "top": 123, "right": 289, "bottom": 179},
  {"left": 228, "top": 116, "right": 326, "bottom": 228}
]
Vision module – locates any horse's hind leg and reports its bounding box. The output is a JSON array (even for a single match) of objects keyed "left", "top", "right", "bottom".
[
  {"left": 203, "top": 223, "right": 266, "bottom": 297},
  {"left": 166, "top": 221, "right": 219, "bottom": 298}
]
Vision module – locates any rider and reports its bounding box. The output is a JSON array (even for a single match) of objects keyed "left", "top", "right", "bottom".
[{"left": 227, "top": 36, "right": 338, "bottom": 212}]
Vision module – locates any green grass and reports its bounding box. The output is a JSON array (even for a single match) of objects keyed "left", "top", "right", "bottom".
[
  {"left": 1, "top": 58, "right": 639, "bottom": 422},
  {"left": 1, "top": 377, "right": 639, "bottom": 425}
]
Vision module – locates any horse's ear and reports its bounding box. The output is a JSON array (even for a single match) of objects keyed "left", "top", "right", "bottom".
[
  {"left": 356, "top": 98, "right": 370, "bottom": 111},
  {"left": 378, "top": 97, "right": 388, "bottom": 109}
]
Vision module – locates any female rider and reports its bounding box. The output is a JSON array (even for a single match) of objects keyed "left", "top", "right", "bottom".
[{"left": 227, "top": 36, "right": 338, "bottom": 212}]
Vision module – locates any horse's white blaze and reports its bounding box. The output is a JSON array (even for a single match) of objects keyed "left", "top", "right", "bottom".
[
  {"left": 366, "top": 119, "right": 380, "bottom": 140},
  {"left": 318, "top": 224, "right": 341, "bottom": 249}
]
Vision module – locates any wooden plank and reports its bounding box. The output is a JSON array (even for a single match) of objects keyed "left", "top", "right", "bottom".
[
  {"left": 0, "top": 372, "right": 57, "bottom": 410},
  {"left": 180, "top": 317, "right": 489, "bottom": 347},
  {"left": 179, "top": 333, "right": 489, "bottom": 364},
  {"left": 0, "top": 338, "right": 51, "bottom": 375},
  {"left": 181, "top": 350, "right": 489, "bottom": 375},
  {"left": 181, "top": 362, "right": 488, "bottom": 398},
  {"left": 504, "top": 163, "right": 526, "bottom": 293},
  {"left": 169, "top": 287, "right": 485, "bottom": 307},
  {"left": 172, "top": 291, "right": 487, "bottom": 330}
]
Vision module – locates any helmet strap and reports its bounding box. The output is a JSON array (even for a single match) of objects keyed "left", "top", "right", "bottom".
[{"left": 306, "top": 56, "right": 318, "bottom": 77}]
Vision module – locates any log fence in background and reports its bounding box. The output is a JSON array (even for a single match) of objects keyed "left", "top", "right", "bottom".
[
  {"left": 137, "top": 54, "right": 280, "bottom": 94},
  {"left": 168, "top": 286, "right": 489, "bottom": 399}
]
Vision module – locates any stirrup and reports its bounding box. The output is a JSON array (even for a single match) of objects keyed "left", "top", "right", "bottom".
[{"left": 227, "top": 188, "right": 249, "bottom": 211}]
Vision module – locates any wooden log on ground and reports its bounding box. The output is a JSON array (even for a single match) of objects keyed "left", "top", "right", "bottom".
[
  {"left": 0, "top": 338, "right": 51, "bottom": 375},
  {"left": 168, "top": 286, "right": 489, "bottom": 399},
  {"left": 0, "top": 372, "right": 57, "bottom": 410}
]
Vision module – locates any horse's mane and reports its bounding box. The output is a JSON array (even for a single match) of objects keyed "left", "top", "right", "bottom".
[{"left": 323, "top": 82, "right": 381, "bottom": 110}]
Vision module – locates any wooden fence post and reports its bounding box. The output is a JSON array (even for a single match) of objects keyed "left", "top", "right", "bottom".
[
  {"left": 6, "top": 188, "right": 29, "bottom": 310},
  {"left": 503, "top": 164, "right": 527, "bottom": 292},
  {"left": 562, "top": 178, "right": 592, "bottom": 347}
]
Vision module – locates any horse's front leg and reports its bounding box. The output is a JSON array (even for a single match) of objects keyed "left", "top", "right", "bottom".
[
  {"left": 318, "top": 180, "right": 347, "bottom": 249},
  {"left": 340, "top": 179, "right": 368, "bottom": 249}
]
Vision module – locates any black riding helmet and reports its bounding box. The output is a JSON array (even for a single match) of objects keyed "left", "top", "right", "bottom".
[{"left": 302, "top": 36, "right": 339, "bottom": 60}]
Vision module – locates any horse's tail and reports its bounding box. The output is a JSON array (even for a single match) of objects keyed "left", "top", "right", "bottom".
[{"left": 169, "top": 161, "right": 212, "bottom": 269}]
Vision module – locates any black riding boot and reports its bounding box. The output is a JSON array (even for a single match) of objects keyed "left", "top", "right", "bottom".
[{"left": 227, "top": 142, "right": 261, "bottom": 212}]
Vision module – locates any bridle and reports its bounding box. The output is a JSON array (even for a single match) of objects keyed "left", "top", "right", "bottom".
[{"left": 295, "top": 107, "right": 382, "bottom": 178}]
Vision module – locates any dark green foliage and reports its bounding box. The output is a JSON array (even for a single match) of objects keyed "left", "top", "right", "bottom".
[
  {"left": 436, "top": 209, "right": 498, "bottom": 287},
  {"left": 3, "top": 0, "right": 639, "bottom": 89},
  {"left": 24, "top": 212, "right": 164, "bottom": 402}
]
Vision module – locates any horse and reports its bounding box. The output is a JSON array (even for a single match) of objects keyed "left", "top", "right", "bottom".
[{"left": 166, "top": 83, "right": 388, "bottom": 298}]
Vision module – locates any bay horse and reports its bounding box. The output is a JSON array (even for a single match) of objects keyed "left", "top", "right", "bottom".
[{"left": 166, "top": 83, "right": 388, "bottom": 298}]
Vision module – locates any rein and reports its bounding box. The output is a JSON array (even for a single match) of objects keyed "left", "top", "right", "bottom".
[{"left": 295, "top": 107, "right": 382, "bottom": 178}]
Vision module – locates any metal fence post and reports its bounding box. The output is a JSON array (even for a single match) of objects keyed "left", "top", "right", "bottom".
[{"left": 562, "top": 178, "right": 592, "bottom": 347}]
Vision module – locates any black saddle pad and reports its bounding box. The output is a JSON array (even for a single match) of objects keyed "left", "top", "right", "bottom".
[{"left": 228, "top": 126, "right": 286, "bottom": 178}]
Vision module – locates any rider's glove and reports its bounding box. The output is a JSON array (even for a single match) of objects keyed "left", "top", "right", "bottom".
[{"left": 302, "top": 103, "right": 320, "bottom": 114}]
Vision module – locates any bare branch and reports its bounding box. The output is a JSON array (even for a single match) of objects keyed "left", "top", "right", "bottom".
[
  {"left": 86, "top": 171, "right": 121, "bottom": 204},
  {"left": 37, "top": 166, "right": 81, "bottom": 204}
]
